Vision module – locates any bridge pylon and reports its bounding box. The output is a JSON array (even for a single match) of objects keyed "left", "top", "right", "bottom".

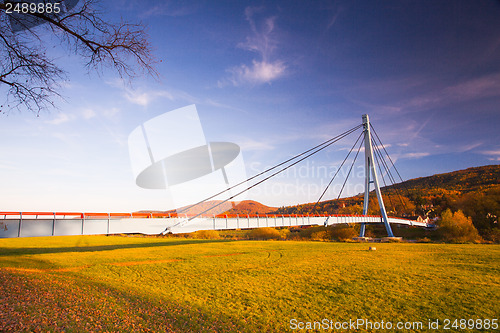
[{"left": 359, "top": 114, "right": 395, "bottom": 238}]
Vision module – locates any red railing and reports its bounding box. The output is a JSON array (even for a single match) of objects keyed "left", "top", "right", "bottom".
[{"left": 0, "top": 211, "right": 402, "bottom": 220}]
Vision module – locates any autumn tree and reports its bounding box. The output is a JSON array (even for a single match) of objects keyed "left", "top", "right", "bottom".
[
  {"left": 438, "top": 209, "right": 481, "bottom": 243},
  {"left": 0, "top": 0, "right": 157, "bottom": 113},
  {"left": 367, "top": 194, "right": 415, "bottom": 216},
  {"left": 338, "top": 204, "right": 362, "bottom": 215},
  {"left": 453, "top": 187, "right": 500, "bottom": 239}
]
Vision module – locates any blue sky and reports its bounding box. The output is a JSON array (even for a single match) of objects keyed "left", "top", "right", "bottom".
[{"left": 1, "top": 0, "right": 499, "bottom": 212}]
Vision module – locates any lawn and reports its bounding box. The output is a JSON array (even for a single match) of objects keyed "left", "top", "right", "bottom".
[{"left": 0, "top": 236, "right": 498, "bottom": 332}]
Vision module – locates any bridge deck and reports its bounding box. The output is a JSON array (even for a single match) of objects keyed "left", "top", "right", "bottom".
[{"left": 0, "top": 212, "right": 429, "bottom": 238}]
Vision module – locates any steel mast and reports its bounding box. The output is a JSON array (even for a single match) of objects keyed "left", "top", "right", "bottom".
[{"left": 359, "top": 114, "right": 394, "bottom": 237}]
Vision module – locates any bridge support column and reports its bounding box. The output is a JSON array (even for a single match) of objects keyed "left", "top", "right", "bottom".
[
  {"left": 360, "top": 114, "right": 394, "bottom": 238},
  {"left": 359, "top": 223, "right": 366, "bottom": 237}
]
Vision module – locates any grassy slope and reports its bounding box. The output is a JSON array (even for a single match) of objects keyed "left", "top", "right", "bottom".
[{"left": 0, "top": 236, "right": 499, "bottom": 332}]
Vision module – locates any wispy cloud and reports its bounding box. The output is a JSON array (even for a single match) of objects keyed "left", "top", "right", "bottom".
[
  {"left": 51, "top": 132, "right": 80, "bottom": 142},
  {"left": 204, "top": 99, "right": 249, "bottom": 114},
  {"left": 401, "top": 152, "right": 430, "bottom": 159},
  {"left": 240, "top": 7, "right": 276, "bottom": 55},
  {"left": 389, "top": 73, "right": 500, "bottom": 114},
  {"left": 103, "top": 107, "right": 121, "bottom": 118},
  {"left": 106, "top": 79, "right": 197, "bottom": 106},
  {"left": 221, "top": 7, "right": 287, "bottom": 86},
  {"left": 139, "top": 2, "right": 199, "bottom": 19},
  {"left": 42, "top": 107, "right": 111, "bottom": 125},
  {"left": 402, "top": 74, "right": 500, "bottom": 112},
  {"left": 373, "top": 143, "right": 392, "bottom": 149},
  {"left": 238, "top": 138, "right": 275, "bottom": 151},
  {"left": 349, "top": 72, "right": 500, "bottom": 118},
  {"left": 81, "top": 108, "right": 96, "bottom": 120},
  {"left": 124, "top": 89, "right": 174, "bottom": 106},
  {"left": 443, "top": 73, "right": 500, "bottom": 102},
  {"left": 45, "top": 113, "right": 71, "bottom": 125},
  {"left": 457, "top": 142, "right": 483, "bottom": 153},
  {"left": 325, "top": 2, "right": 344, "bottom": 31},
  {"left": 226, "top": 60, "right": 286, "bottom": 86},
  {"left": 481, "top": 149, "right": 500, "bottom": 156},
  {"left": 480, "top": 149, "right": 500, "bottom": 161},
  {"left": 76, "top": 106, "right": 121, "bottom": 121}
]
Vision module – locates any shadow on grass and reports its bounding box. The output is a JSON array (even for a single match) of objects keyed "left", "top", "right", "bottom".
[
  {"left": 0, "top": 238, "right": 234, "bottom": 256},
  {"left": 0, "top": 268, "right": 256, "bottom": 333}
]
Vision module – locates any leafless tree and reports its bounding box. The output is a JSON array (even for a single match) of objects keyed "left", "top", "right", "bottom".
[{"left": 0, "top": 0, "right": 157, "bottom": 114}]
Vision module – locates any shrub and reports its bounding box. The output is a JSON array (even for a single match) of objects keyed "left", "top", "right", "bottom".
[
  {"left": 481, "top": 227, "right": 500, "bottom": 243},
  {"left": 249, "top": 227, "right": 281, "bottom": 240},
  {"left": 417, "top": 237, "right": 432, "bottom": 243},
  {"left": 387, "top": 237, "right": 402, "bottom": 243},
  {"left": 279, "top": 228, "right": 290, "bottom": 240},
  {"left": 287, "top": 232, "right": 303, "bottom": 241},
  {"left": 297, "top": 226, "right": 326, "bottom": 239},
  {"left": 192, "top": 230, "right": 220, "bottom": 239},
  {"left": 438, "top": 209, "right": 482, "bottom": 243},
  {"left": 330, "top": 225, "right": 357, "bottom": 241},
  {"left": 310, "top": 230, "right": 329, "bottom": 241},
  {"left": 489, "top": 228, "right": 500, "bottom": 243}
]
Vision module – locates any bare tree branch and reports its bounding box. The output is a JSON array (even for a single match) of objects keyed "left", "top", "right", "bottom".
[{"left": 0, "top": 0, "right": 158, "bottom": 114}]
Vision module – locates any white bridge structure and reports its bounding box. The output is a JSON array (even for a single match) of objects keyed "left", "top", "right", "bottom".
[
  {"left": 0, "top": 114, "right": 432, "bottom": 238},
  {"left": 0, "top": 212, "right": 428, "bottom": 238}
]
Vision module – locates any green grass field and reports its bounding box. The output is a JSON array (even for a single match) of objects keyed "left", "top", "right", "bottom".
[{"left": 0, "top": 236, "right": 498, "bottom": 332}]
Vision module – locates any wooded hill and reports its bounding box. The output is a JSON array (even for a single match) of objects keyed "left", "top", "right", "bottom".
[
  {"left": 141, "top": 200, "right": 277, "bottom": 216},
  {"left": 273, "top": 164, "right": 500, "bottom": 240},
  {"left": 383, "top": 164, "right": 500, "bottom": 194}
]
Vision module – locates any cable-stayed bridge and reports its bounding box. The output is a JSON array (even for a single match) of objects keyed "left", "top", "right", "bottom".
[
  {"left": 0, "top": 114, "right": 433, "bottom": 239},
  {"left": 0, "top": 212, "right": 427, "bottom": 238}
]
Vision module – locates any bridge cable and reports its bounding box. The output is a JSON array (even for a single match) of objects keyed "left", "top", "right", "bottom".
[
  {"left": 171, "top": 125, "right": 363, "bottom": 225},
  {"left": 370, "top": 136, "right": 408, "bottom": 212},
  {"left": 310, "top": 130, "right": 364, "bottom": 214},
  {"left": 176, "top": 124, "right": 363, "bottom": 215},
  {"left": 371, "top": 138, "right": 398, "bottom": 213},
  {"left": 378, "top": 139, "right": 408, "bottom": 210},
  {"left": 335, "top": 134, "right": 364, "bottom": 202},
  {"left": 370, "top": 136, "right": 398, "bottom": 187},
  {"left": 369, "top": 127, "right": 410, "bottom": 213},
  {"left": 370, "top": 124, "right": 412, "bottom": 197},
  {"left": 182, "top": 127, "right": 359, "bottom": 222}
]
